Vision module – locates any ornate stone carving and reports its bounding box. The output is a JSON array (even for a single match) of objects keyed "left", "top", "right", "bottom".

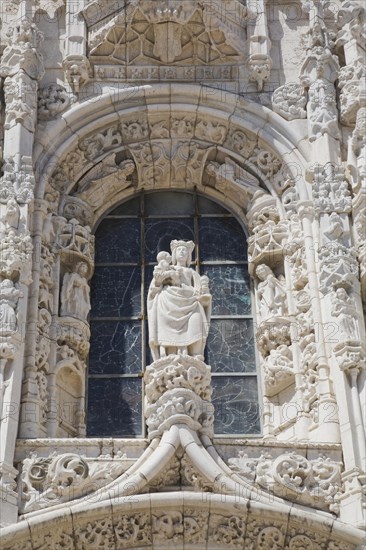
[
  {"left": 247, "top": 194, "right": 287, "bottom": 269},
  {"left": 60, "top": 262, "right": 91, "bottom": 321},
  {"left": 114, "top": 513, "right": 152, "bottom": 548},
  {"left": 330, "top": 287, "right": 360, "bottom": 342},
  {"left": 145, "top": 385, "right": 214, "bottom": 439},
  {"left": 144, "top": 354, "right": 212, "bottom": 403},
  {"left": 57, "top": 216, "right": 95, "bottom": 262},
  {"left": 350, "top": 106, "right": 366, "bottom": 191},
  {"left": 206, "top": 157, "right": 263, "bottom": 209},
  {"left": 307, "top": 79, "right": 340, "bottom": 141},
  {"left": 75, "top": 518, "right": 115, "bottom": 549},
  {"left": 147, "top": 241, "right": 211, "bottom": 359},
  {"left": 153, "top": 511, "right": 183, "bottom": 543},
  {"left": 38, "top": 84, "right": 73, "bottom": 120},
  {"left": 263, "top": 345, "right": 294, "bottom": 397},
  {"left": 318, "top": 243, "right": 359, "bottom": 293},
  {"left": 75, "top": 156, "right": 136, "bottom": 213},
  {"left": 0, "top": 156, "right": 35, "bottom": 204},
  {"left": 0, "top": 227, "right": 33, "bottom": 284},
  {"left": 300, "top": 19, "right": 340, "bottom": 141},
  {"left": 230, "top": 452, "right": 343, "bottom": 513},
  {"left": 4, "top": 71, "right": 37, "bottom": 132},
  {"left": 248, "top": 54, "right": 272, "bottom": 91},
  {"left": 79, "top": 125, "right": 123, "bottom": 161},
  {"left": 307, "top": 163, "right": 352, "bottom": 215},
  {"left": 89, "top": 3, "right": 241, "bottom": 71},
  {"left": 20, "top": 452, "right": 127, "bottom": 513},
  {"left": 0, "top": 17, "right": 44, "bottom": 79},
  {"left": 0, "top": 280, "right": 21, "bottom": 336},
  {"left": 56, "top": 317, "right": 91, "bottom": 360},
  {"left": 272, "top": 83, "right": 307, "bottom": 121},
  {"left": 255, "top": 264, "right": 287, "bottom": 322},
  {"left": 210, "top": 514, "right": 246, "bottom": 547},
  {"left": 129, "top": 140, "right": 212, "bottom": 188},
  {"left": 62, "top": 55, "right": 91, "bottom": 93}
]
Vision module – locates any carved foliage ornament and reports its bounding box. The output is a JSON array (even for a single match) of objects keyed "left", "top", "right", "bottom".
[
  {"left": 20, "top": 452, "right": 127, "bottom": 513},
  {"left": 229, "top": 451, "right": 343, "bottom": 513},
  {"left": 272, "top": 83, "right": 307, "bottom": 121}
]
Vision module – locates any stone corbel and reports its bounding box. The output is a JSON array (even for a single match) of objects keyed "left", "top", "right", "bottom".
[{"left": 62, "top": 55, "right": 91, "bottom": 93}]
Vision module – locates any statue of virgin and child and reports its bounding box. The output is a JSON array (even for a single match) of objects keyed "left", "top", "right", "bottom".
[{"left": 147, "top": 240, "right": 212, "bottom": 361}]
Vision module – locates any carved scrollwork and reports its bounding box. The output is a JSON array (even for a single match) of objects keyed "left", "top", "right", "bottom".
[
  {"left": 20, "top": 452, "right": 127, "bottom": 513},
  {"left": 230, "top": 451, "right": 343, "bottom": 513}
]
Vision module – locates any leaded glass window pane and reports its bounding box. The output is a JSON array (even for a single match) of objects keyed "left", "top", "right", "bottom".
[{"left": 87, "top": 191, "right": 260, "bottom": 437}]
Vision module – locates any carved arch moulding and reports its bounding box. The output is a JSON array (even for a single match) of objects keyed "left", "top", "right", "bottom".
[
  {"left": 0, "top": 492, "right": 364, "bottom": 550},
  {"left": 20, "top": 83, "right": 340, "bottom": 446}
]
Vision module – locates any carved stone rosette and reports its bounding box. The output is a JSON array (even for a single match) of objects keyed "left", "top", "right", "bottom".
[{"left": 144, "top": 354, "right": 214, "bottom": 439}]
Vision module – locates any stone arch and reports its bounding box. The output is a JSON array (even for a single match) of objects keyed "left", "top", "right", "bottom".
[
  {"left": 20, "top": 83, "right": 312, "bottom": 441},
  {"left": 34, "top": 83, "right": 310, "bottom": 205},
  {"left": 1, "top": 492, "right": 363, "bottom": 549}
]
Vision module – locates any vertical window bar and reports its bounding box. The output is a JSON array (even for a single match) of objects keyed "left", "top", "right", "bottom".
[
  {"left": 140, "top": 192, "right": 146, "bottom": 437},
  {"left": 193, "top": 190, "right": 200, "bottom": 273}
]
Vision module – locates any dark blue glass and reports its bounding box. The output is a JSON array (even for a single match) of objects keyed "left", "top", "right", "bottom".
[
  {"left": 199, "top": 217, "right": 247, "bottom": 261},
  {"left": 201, "top": 265, "right": 252, "bottom": 315},
  {"left": 89, "top": 321, "right": 142, "bottom": 374},
  {"left": 87, "top": 378, "right": 142, "bottom": 436},
  {"left": 212, "top": 376, "right": 260, "bottom": 434},
  {"left": 95, "top": 218, "right": 140, "bottom": 263},
  {"left": 90, "top": 266, "right": 141, "bottom": 317},
  {"left": 205, "top": 319, "right": 256, "bottom": 373}
]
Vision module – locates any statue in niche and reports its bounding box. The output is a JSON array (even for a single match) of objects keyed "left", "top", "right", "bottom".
[
  {"left": 60, "top": 262, "right": 91, "bottom": 321},
  {"left": 331, "top": 287, "right": 360, "bottom": 341},
  {"left": 147, "top": 240, "right": 212, "bottom": 361},
  {"left": 0, "top": 279, "right": 21, "bottom": 335},
  {"left": 255, "top": 264, "right": 287, "bottom": 320}
]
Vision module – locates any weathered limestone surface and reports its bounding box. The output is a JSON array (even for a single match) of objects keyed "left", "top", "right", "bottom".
[{"left": 0, "top": 0, "right": 365, "bottom": 547}]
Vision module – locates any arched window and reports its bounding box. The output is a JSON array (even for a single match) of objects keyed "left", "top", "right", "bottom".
[{"left": 87, "top": 191, "right": 261, "bottom": 437}]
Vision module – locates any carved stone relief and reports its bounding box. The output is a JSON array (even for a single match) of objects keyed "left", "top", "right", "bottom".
[{"left": 230, "top": 451, "right": 343, "bottom": 513}]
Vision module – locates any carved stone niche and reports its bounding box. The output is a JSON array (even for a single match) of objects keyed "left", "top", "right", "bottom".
[
  {"left": 246, "top": 193, "right": 287, "bottom": 274},
  {"left": 54, "top": 362, "right": 85, "bottom": 437}
]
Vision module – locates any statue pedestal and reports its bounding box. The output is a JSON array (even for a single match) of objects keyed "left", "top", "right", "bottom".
[{"left": 144, "top": 354, "right": 214, "bottom": 439}]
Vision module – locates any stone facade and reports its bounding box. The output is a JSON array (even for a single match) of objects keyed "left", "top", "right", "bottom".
[{"left": 0, "top": 0, "right": 365, "bottom": 548}]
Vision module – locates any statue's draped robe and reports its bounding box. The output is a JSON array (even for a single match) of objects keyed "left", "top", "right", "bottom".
[{"left": 148, "top": 267, "right": 209, "bottom": 348}]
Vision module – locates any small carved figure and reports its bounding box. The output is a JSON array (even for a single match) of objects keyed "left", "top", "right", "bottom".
[
  {"left": 3, "top": 198, "right": 20, "bottom": 229},
  {"left": 148, "top": 240, "right": 212, "bottom": 360},
  {"left": 0, "top": 279, "right": 21, "bottom": 335},
  {"left": 256, "top": 264, "right": 287, "bottom": 320},
  {"left": 60, "top": 262, "right": 91, "bottom": 320},
  {"left": 331, "top": 288, "right": 360, "bottom": 341},
  {"left": 153, "top": 251, "right": 181, "bottom": 287},
  {"left": 324, "top": 212, "right": 344, "bottom": 242}
]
